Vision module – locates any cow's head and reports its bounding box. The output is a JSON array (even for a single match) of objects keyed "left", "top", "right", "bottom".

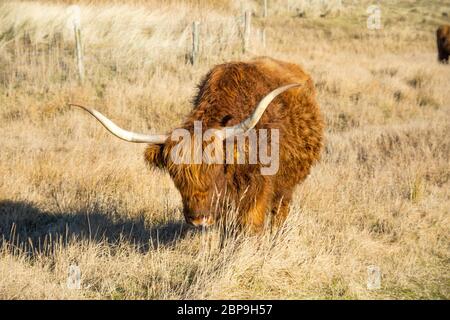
[
  {"left": 145, "top": 142, "right": 226, "bottom": 227},
  {"left": 70, "top": 84, "right": 299, "bottom": 227}
]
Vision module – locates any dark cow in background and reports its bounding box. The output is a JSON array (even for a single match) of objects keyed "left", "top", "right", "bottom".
[
  {"left": 71, "top": 57, "right": 324, "bottom": 232},
  {"left": 437, "top": 25, "right": 450, "bottom": 63}
]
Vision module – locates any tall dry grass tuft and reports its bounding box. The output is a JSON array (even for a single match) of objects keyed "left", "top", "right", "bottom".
[{"left": 0, "top": 0, "right": 449, "bottom": 299}]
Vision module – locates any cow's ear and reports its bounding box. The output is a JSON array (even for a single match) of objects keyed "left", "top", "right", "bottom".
[{"left": 145, "top": 144, "right": 166, "bottom": 169}]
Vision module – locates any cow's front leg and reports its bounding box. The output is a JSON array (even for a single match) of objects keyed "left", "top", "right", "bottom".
[
  {"left": 240, "top": 185, "right": 273, "bottom": 233},
  {"left": 270, "top": 190, "right": 293, "bottom": 229}
]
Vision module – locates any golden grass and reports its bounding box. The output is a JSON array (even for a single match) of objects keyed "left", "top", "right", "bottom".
[{"left": 0, "top": 0, "right": 449, "bottom": 299}]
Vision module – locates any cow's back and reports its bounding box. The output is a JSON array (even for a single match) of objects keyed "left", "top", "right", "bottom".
[{"left": 189, "top": 57, "right": 324, "bottom": 187}]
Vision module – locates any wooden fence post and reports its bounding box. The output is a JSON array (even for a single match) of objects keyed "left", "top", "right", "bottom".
[
  {"left": 263, "top": 0, "right": 268, "bottom": 18},
  {"left": 243, "top": 11, "right": 252, "bottom": 53},
  {"left": 191, "top": 21, "right": 200, "bottom": 65},
  {"left": 71, "top": 5, "right": 84, "bottom": 84},
  {"left": 261, "top": 28, "right": 266, "bottom": 48}
]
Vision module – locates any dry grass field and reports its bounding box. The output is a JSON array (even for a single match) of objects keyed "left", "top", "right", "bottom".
[{"left": 0, "top": 0, "right": 449, "bottom": 299}]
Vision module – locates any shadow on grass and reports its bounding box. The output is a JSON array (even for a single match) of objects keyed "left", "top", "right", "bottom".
[{"left": 0, "top": 200, "right": 194, "bottom": 255}]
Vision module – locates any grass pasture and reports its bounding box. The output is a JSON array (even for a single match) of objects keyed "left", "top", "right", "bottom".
[{"left": 0, "top": 0, "right": 449, "bottom": 299}]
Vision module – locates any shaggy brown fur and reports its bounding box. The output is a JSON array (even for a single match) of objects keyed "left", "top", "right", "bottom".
[
  {"left": 145, "top": 57, "right": 324, "bottom": 231},
  {"left": 437, "top": 25, "right": 450, "bottom": 63}
]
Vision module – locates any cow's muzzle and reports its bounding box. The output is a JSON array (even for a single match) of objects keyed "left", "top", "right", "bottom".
[{"left": 186, "top": 215, "right": 214, "bottom": 228}]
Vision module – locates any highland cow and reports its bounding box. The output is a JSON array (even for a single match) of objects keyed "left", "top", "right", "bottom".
[
  {"left": 71, "top": 57, "right": 324, "bottom": 232},
  {"left": 437, "top": 25, "right": 450, "bottom": 63}
]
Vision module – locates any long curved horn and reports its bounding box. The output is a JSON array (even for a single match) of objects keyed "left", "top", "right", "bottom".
[
  {"left": 219, "top": 83, "right": 301, "bottom": 140},
  {"left": 70, "top": 104, "right": 168, "bottom": 144}
]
